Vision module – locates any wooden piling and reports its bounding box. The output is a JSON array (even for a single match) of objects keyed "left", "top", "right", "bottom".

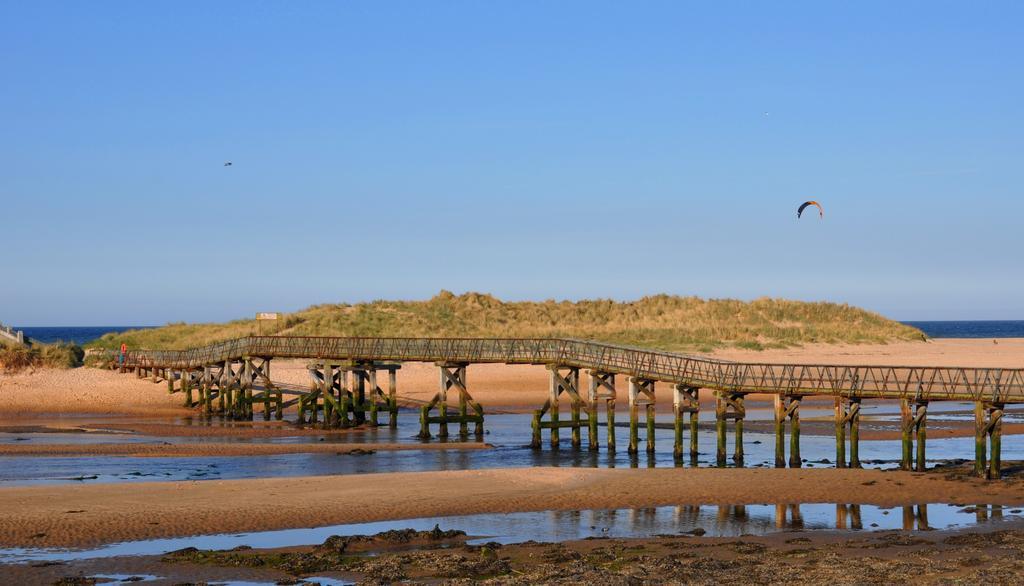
[
  {"left": 182, "top": 372, "right": 192, "bottom": 408},
  {"left": 531, "top": 410, "right": 542, "bottom": 448},
  {"left": 418, "top": 363, "right": 477, "bottom": 440},
  {"left": 915, "top": 402, "right": 928, "bottom": 472},
  {"left": 788, "top": 397, "right": 801, "bottom": 468},
  {"left": 672, "top": 385, "right": 698, "bottom": 462},
  {"left": 459, "top": 392, "right": 469, "bottom": 439},
  {"left": 587, "top": 371, "right": 617, "bottom": 452},
  {"left": 646, "top": 402, "right": 656, "bottom": 454},
  {"left": 674, "top": 388, "right": 684, "bottom": 459},
  {"left": 353, "top": 369, "right": 367, "bottom": 425},
  {"left": 733, "top": 394, "right": 744, "bottom": 465},
  {"left": 774, "top": 395, "right": 785, "bottom": 468},
  {"left": 990, "top": 406, "right": 1003, "bottom": 479},
  {"left": 628, "top": 379, "right": 639, "bottom": 454},
  {"left": 419, "top": 405, "right": 430, "bottom": 439},
  {"left": 388, "top": 369, "right": 398, "bottom": 429},
  {"left": 606, "top": 396, "right": 617, "bottom": 452},
  {"left": 849, "top": 399, "right": 861, "bottom": 468},
  {"left": 203, "top": 366, "right": 213, "bottom": 415},
  {"left": 588, "top": 376, "right": 600, "bottom": 452},
  {"left": 835, "top": 397, "right": 846, "bottom": 468},
  {"left": 689, "top": 405, "right": 698, "bottom": 462},
  {"left": 571, "top": 396, "right": 582, "bottom": 449},
  {"left": 715, "top": 392, "right": 727, "bottom": 467},
  {"left": 368, "top": 369, "right": 380, "bottom": 427},
  {"left": 975, "top": 401, "right": 987, "bottom": 476},
  {"left": 900, "top": 398, "right": 913, "bottom": 471},
  {"left": 550, "top": 370, "right": 560, "bottom": 448}
]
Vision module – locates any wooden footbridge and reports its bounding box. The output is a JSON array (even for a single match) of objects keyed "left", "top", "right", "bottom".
[{"left": 110, "top": 336, "right": 1020, "bottom": 479}]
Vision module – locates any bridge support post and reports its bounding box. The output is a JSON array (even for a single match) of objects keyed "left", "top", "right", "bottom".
[
  {"left": 388, "top": 368, "right": 399, "bottom": 428},
  {"left": 532, "top": 366, "right": 587, "bottom": 449},
  {"left": 181, "top": 371, "right": 193, "bottom": 408},
  {"left": 242, "top": 358, "right": 277, "bottom": 421},
  {"left": 915, "top": 402, "right": 927, "bottom": 472},
  {"left": 241, "top": 359, "right": 254, "bottom": 420},
  {"left": 419, "top": 363, "right": 482, "bottom": 440},
  {"left": 306, "top": 363, "right": 347, "bottom": 428},
  {"left": 715, "top": 391, "right": 746, "bottom": 467},
  {"left": 627, "top": 378, "right": 656, "bottom": 455},
  {"left": 343, "top": 362, "right": 400, "bottom": 428},
  {"left": 773, "top": 395, "right": 801, "bottom": 468},
  {"left": 586, "top": 371, "right": 616, "bottom": 451},
  {"left": 672, "top": 385, "right": 699, "bottom": 462},
  {"left": 975, "top": 402, "right": 1004, "bottom": 479},
  {"left": 351, "top": 368, "right": 367, "bottom": 425},
  {"left": 900, "top": 399, "right": 928, "bottom": 471},
  {"left": 219, "top": 361, "right": 232, "bottom": 417},
  {"left": 201, "top": 366, "right": 212, "bottom": 415},
  {"left": 834, "top": 397, "right": 861, "bottom": 468}
]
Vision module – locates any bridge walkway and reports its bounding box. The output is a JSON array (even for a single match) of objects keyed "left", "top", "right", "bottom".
[{"left": 108, "top": 335, "right": 1017, "bottom": 479}]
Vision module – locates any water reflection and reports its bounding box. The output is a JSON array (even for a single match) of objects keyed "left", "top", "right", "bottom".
[
  {"left": 1, "top": 503, "right": 1016, "bottom": 564},
  {"left": 1, "top": 409, "right": 1022, "bottom": 486}
]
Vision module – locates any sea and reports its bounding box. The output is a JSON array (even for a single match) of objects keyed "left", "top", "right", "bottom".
[
  {"left": 14, "top": 321, "right": 1024, "bottom": 345},
  {"left": 901, "top": 321, "right": 1024, "bottom": 339},
  {"left": 18, "top": 327, "right": 151, "bottom": 345}
]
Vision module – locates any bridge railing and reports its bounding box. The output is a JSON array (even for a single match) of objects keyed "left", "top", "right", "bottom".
[
  {"left": 115, "top": 336, "right": 1024, "bottom": 402},
  {"left": 0, "top": 323, "right": 25, "bottom": 345}
]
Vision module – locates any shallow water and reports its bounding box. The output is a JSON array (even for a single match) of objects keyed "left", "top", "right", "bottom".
[
  {"left": 1, "top": 503, "right": 1019, "bottom": 564},
  {"left": 0, "top": 404, "right": 1020, "bottom": 486}
]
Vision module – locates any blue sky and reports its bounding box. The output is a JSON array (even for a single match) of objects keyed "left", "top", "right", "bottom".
[{"left": 1, "top": 1, "right": 1021, "bottom": 325}]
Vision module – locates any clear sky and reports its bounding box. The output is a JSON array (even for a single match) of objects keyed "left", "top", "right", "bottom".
[{"left": 2, "top": 1, "right": 1021, "bottom": 325}]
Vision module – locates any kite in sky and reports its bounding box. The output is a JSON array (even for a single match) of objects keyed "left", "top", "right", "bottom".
[{"left": 797, "top": 200, "right": 823, "bottom": 219}]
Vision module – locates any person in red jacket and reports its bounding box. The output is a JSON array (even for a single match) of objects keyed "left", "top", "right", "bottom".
[{"left": 119, "top": 343, "right": 127, "bottom": 367}]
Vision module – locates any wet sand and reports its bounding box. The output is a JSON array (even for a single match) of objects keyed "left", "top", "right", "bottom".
[
  {"left": 0, "top": 441, "right": 489, "bottom": 458},
  {"left": 2, "top": 465, "right": 1023, "bottom": 548}
]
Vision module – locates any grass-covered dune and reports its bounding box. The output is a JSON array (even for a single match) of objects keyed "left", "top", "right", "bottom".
[
  {"left": 89, "top": 291, "right": 925, "bottom": 353},
  {"left": 0, "top": 340, "right": 84, "bottom": 372}
]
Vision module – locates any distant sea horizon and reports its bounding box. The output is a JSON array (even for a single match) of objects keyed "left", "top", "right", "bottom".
[
  {"left": 900, "top": 321, "right": 1024, "bottom": 339},
  {"left": 15, "top": 321, "right": 1024, "bottom": 345},
  {"left": 18, "top": 326, "right": 153, "bottom": 345}
]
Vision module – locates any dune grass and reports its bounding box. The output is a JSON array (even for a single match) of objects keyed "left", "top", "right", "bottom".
[
  {"left": 87, "top": 291, "right": 925, "bottom": 353},
  {"left": 0, "top": 340, "right": 85, "bottom": 372}
]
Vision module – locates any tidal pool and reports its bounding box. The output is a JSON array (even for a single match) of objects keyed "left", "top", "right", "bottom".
[
  {"left": 0, "top": 404, "right": 1020, "bottom": 485},
  {"left": 1, "top": 503, "right": 1019, "bottom": 564}
]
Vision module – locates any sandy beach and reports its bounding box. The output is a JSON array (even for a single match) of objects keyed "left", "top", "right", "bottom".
[{"left": 1, "top": 465, "right": 1022, "bottom": 548}]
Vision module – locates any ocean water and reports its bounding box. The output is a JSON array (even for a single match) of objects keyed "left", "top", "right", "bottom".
[
  {"left": 18, "top": 327, "right": 150, "bottom": 345},
  {"left": 902, "top": 320, "right": 1024, "bottom": 339},
  {"left": 12, "top": 321, "right": 1024, "bottom": 346}
]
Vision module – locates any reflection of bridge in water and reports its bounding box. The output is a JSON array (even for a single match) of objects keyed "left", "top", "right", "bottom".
[
  {"left": 111, "top": 336, "right": 1018, "bottom": 479},
  {"left": 542, "top": 503, "right": 1001, "bottom": 535}
]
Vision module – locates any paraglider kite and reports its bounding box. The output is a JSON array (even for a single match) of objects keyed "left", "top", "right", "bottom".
[{"left": 797, "top": 200, "right": 823, "bottom": 219}]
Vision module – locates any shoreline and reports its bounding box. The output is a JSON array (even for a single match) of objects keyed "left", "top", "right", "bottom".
[
  {"left": 0, "top": 441, "right": 489, "bottom": 458},
  {"left": 8, "top": 520, "right": 1024, "bottom": 584},
  {"left": 1, "top": 465, "right": 1022, "bottom": 548}
]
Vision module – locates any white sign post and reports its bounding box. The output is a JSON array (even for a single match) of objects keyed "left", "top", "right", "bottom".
[{"left": 256, "top": 312, "right": 280, "bottom": 335}]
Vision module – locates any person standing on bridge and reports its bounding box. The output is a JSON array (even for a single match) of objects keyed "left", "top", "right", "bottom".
[{"left": 119, "top": 343, "right": 127, "bottom": 368}]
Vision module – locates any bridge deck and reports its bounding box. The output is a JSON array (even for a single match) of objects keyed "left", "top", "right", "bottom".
[{"left": 119, "top": 336, "right": 1024, "bottom": 403}]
